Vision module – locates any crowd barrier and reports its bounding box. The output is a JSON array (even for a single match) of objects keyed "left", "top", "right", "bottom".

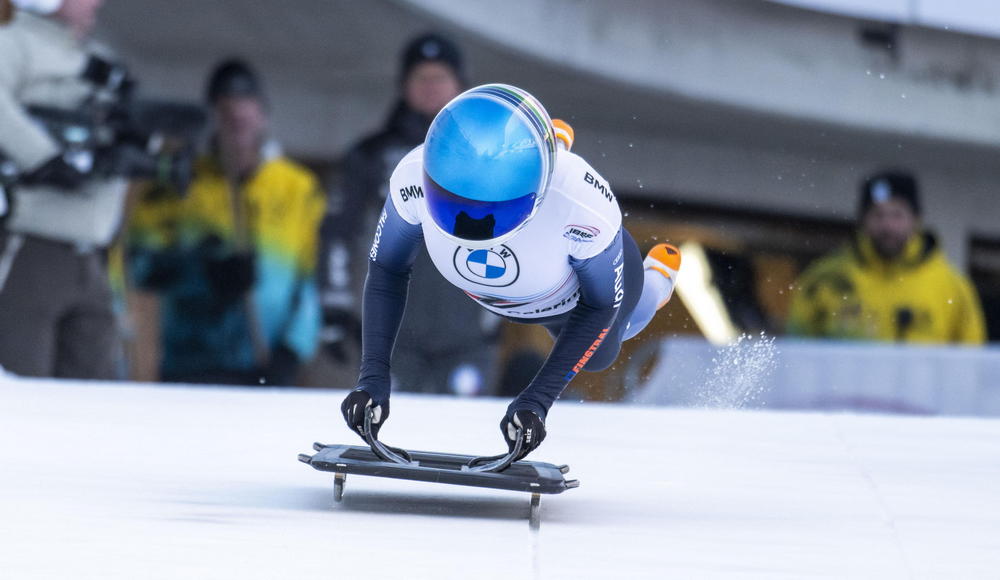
[{"left": 626, "top": 336, "right": 1000, "bottom": 416}]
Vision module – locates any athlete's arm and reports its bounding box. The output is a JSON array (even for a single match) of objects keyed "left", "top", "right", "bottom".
[
  {"left": 507, "top": 228, "right": 626, "bottom": 418},
  {"left": 355, "top": 198, "right": 423, "bottom": 404}
]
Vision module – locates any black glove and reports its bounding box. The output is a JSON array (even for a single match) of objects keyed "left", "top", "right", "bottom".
[
  {"left": 204, "top": 251, "right": 255, "bottom": 304},
  {"left": 261, "top": 345, "right": 300, "bottom": 386},
  {"left": 500, "top": 409, "right": 546, "bottom": 460},
  {"left": 341, "top": 388, "right": 389, "bottom": 440},
  {"left": 21, "top": 155, "right": 89, "bottom": 191}
]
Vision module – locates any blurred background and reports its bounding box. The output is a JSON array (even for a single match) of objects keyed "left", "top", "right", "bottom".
[{"left": 3, "top": 0, "right": 1000, "bottom": 416}]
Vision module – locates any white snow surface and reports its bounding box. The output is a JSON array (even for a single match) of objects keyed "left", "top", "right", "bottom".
[{"left": 1, "top": 374, "right": 999, "bottom": 580}]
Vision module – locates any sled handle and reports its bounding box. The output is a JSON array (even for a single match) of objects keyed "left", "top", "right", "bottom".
[
  {"left": 464, "top": 428, "right": 524, "bottom": 473},
  {"left": 360, "top": 407, "right": 523, "bottom": 472},
  {"left": 363, "top": 407, "right": 413, "bottom": 465}
]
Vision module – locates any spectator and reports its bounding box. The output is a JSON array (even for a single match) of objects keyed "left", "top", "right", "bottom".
[
  {"left": 0, "top": 0, "right": 127, "bottom": 379},
  {"left": 787, "top": 170, "right": 985, "bottom": 344},
  {"left": 321, "top": 33, "right": 501, "bottom": 395},
  {"left": 127, "top": 59, "right": 325, "bottom": 385}
]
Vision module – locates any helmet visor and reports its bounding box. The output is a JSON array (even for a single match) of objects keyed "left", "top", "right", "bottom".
[{"left": 424, "top": 171, "right": 537, "bottom": 244}]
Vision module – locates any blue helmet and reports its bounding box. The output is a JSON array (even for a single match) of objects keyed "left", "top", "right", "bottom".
[{"left": 423, "top": 84, "right": 557, "bottom": 248}]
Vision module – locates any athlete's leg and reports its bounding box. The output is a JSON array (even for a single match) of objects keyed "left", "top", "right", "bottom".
[
  {"left": 521, "top": 230, "right": 675, "bottom": 374},
  {"left": 622, "top": 242, "right": 681, "bottom": 341},
  {"left": 580, "top": 229, "right": 644, "bottom": 371}
]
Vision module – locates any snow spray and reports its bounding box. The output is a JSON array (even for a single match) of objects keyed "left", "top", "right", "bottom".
[{"left": 695, "top": 332, "right": 778, "bottom": 409}]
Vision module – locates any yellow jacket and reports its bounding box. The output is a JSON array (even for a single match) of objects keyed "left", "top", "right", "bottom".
[
  {"left": 787, "top": 232, "right": 986, "bottom": 344},
  {"left": 128, "top": 153, "right": 326, "bottom": 377}
]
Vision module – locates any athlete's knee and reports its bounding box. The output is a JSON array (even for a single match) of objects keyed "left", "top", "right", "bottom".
[{"left": 583, "top": 342, "right": 621, "bottom": 372}]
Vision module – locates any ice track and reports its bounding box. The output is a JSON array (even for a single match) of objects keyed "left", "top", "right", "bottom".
[{"left": 1, "top": 374, "right": 998, "bottom": 579}]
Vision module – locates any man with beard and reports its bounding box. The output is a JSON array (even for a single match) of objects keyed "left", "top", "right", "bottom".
[{"left": 787, "top": 170, "right": 985, "bottom": 344}]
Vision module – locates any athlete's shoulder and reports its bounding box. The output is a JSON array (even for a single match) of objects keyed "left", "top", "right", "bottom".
[
  {"left": 544, "top": 150, "right": 622, "bottom": 259},
  {"left": 550, "top": 150, "right": 618, "bottom": 209},
  {"left": 389, "top": 145, "right": 424, "bottom": 175},
  {"left": 549, "top": 150, "right": 621, "bottom": 226},
  {"left": 387, "top": 145, "right": 426, "bottom": 224}
]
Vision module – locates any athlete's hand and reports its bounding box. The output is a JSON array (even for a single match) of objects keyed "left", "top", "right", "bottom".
[
  {"left": 500, "top": 409, "right": 546, "bottom": 460},
  {"left": 341, "top": 388, "right": 389, "bottom": 440}
]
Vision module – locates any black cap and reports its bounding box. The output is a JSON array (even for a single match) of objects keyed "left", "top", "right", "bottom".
[
  {"left": 859, "top": 170, "right": 921, "bottom": 217},
  {"left": 400, "top": 33, "right": 464, "bottom": 84},
  {"left": 205, "top": 58, "right": 264, "bottom": 105}
]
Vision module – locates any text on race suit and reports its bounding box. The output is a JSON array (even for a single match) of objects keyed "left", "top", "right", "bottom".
[{"left": 584, "top": 172, "right": 614, "bottom": 203}]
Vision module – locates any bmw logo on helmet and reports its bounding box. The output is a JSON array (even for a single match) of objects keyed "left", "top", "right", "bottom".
[{"left": 423, "top": 84, "right": 557, "bottom": 249}]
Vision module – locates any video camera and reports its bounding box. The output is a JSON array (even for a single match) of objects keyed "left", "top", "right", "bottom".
[{"left": 3, "top": 55, "right": 207, "bottom": 194}]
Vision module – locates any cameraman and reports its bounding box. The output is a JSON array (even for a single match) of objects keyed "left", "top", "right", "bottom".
[{"left": 0, "top": 0, "right": 125, "bottom": 379}]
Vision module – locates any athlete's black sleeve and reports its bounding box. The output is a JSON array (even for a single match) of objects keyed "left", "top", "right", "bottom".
[
  {"left": 356, "top": 198, "right": 423, "bottom": 404},
  {"left": 507, "top": 228, "right": 626, "bottom": 419}
]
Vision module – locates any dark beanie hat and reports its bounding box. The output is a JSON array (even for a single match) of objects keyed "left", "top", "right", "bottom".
[
  {"left": 400, "top": 33, "right": 464, "bottom": 84},
  {"left": 859, "top": 170, "right": 921, "bottom": 217},
  {"left": 206, "top": 58, "right": 264, "bottom": 104}
]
